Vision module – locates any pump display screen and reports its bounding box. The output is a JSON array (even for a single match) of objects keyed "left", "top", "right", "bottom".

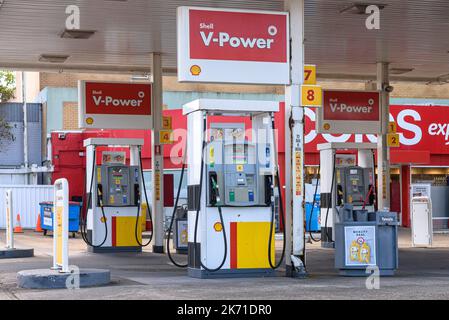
[
  {"left": 98, "top": 165, "right": 141, "bottom": 207},
  {"left": 233, "top": 144, "right": 247, "bottom": 164},
  {"left": 336, "top": 166, "right": 372, "bottom": 207},
  {"left": 206, "top": 123, "right": 270, "bottom": 208}
]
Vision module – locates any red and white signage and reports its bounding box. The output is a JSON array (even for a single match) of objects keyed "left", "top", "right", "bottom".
[
  {"left": 306, "top": 105, "right": 449, "bottom": 156},
  {"left": 78, "top": 81, "right": 152, "bottom": 129},
  {"left": 177, "top": 6, "right": 290, "bottom": 84},
  {"left": 316, "top": 90, "right": 381, "bottom": 134}
]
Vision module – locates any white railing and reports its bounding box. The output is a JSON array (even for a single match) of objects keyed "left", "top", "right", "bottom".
[{"left": 0, "top": 185, "right": 53, "bottom": 229}]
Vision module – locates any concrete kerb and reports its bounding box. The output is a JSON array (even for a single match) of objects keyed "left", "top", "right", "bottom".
[
  {"left": 17, "top": 268, "right": 111, "bottom": 289},
  {"left": 0, "top": 248, "right": 34, "bottom": 259}
]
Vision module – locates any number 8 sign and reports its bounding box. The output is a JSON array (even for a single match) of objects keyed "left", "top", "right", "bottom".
[{"left": 301, "top": 85, "right": 322, "bottom": 107}]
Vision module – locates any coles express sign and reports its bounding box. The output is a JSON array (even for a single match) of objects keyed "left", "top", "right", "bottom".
[
  {"left": 177, "top": 7, "right": 289, "bottom": 85},
  {"left": 79, "top": 81, "right": 152, "bottom": 130},
  {"left": 305, "top": 105, "right": 449, "bottom": 154}
]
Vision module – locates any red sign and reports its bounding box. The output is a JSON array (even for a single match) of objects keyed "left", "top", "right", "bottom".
[
  {"left": 85, "top": 82, "right": 151, "bottom": 116},
  {"left": 323, "top": 90, "right": 380, "bottom": 121},
  {"left": 306, "top": 105, "right": 449, "bottom": 155},
  {"left": 189, "top": 9, "right": 287, "bottom": 63},
  {"left": 177, "top": 7, "right": 289, "bottom": 84}
]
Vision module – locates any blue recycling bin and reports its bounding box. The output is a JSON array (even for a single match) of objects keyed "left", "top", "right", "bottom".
[
  {"left": 39, "top": 201, "right": 81, "bottom": 237},
  {"left": 305, "top": 195, "right": 320, "bottom": 232}
]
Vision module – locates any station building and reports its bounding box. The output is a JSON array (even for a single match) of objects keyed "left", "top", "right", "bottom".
[{"left": 10, "top": 71, "right": 449, "bottom": 230}]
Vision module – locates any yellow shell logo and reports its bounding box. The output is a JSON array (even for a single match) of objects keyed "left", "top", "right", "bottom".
[
  {"left": 213, "top": 222, "right": 223, "bottom": 232},
  {"left": 86, "top": 117, "right": 94, "bottom": 125},
  {"left": 323, "top": 123, "right": 330, "bottom": 130},
  {"left": 100, "top": 216, "right": 107, "bottom": 223},
  {"left": 190, "top": 65, "right": 201, "bottom": 76}
]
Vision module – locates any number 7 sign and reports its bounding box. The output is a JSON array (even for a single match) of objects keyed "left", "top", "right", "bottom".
[{"left": 304, "top": 65, "right": 316, "bottom": 85}]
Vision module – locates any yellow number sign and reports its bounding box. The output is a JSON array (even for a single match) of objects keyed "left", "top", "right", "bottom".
[
  {"left": 301, "top": 85, "right": 322, "bottom": 107},
  {"left": 159, "top": 130, "right": 174, "bottom": 144},
  {"left": 162, "top": 116, "right": 172, "bottom": 130},
  {"left": 389, "top": 121, "right": 397, "bottom": 133},
  {"left": 304, "top": 65, "right": 316, "bottom": 85},
  {"left": 387, "top": 133, "right": 400, "bottom": 147}
]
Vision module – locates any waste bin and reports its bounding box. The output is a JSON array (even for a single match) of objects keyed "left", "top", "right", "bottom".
[
  {"left": 39, "top": 201, "right": 82, "bottom": 238},
  {"left": 335, "top": 205, "right": 398, "bottom": 276},
  {"left": 305, "top": 199, "right": 320, "bottom": 232}
]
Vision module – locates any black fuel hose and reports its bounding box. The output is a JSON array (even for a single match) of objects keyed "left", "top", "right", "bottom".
[
  {"left": 166, "top": 152, "right": 188, "bottom": 267},
  {"left": 323, "top": 153, "right": 336, "bottom": 244},
  {"left": 80, "top": 148, "right": 108, "bottom": 248},
  {"left": 134, "top": 148, "right": 153, "bottom": 247},
  {"left": 308, "top": 164, "right": 321, "bottom": 242},
  {"left": 193, "top": 115, "right": 228, "bottom": 272},
  {"left": 268, "top": 115, "right": 286, "bottom": 269}
]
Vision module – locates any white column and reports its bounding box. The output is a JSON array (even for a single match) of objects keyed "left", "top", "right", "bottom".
[
  {"left": 319, "top": 147, "right": 336, "bottom": 245},
  {"left": 284, "top": 0, "right": 306, "bottom": 276},
  {"left": 129, "top": 145, "right": 139, "bottom": 166},
  {"left": 85, "top": 144, "right": 96, "bottom": 237},
  {"left": 151, "top": 53, "right": 165, "bottom": 253},
  {"left": 130, "top": 145, "right": 142, "bottom": 207},
  {"left": 358, "top": 149, "right": 374, "bottom": 168},
  {"left": 22, "top": 71, "right": 29, "bottom": 184},
  {"left": 376, "top": 62, "right": 391, "bottom": 211}
]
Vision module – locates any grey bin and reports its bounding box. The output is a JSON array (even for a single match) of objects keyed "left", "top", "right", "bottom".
[{"left": 335, "top": 207, "right": 399, "bottom": 277}]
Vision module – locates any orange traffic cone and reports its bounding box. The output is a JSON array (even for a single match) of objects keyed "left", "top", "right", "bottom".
[
  {"left": 35, "top": 214, "right": 43, "bottom": 232},
  {"left": 14, "top": 214, "right": 23, "bottom": 233}
]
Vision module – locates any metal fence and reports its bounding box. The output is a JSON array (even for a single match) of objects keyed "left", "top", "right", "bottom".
[
  {"left": 0, "top": 185, "right": 53, "bottom": 229},
  {"left": 0, "top": 103, "right": 42, "bottom": 166},
  {"left": 433, "top": 217, "right": 449, "bottom": 233}
]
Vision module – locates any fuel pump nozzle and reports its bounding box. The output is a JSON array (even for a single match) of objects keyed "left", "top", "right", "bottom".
[{"left": 210, "top": 177, "right": 222, "bottom": 207}]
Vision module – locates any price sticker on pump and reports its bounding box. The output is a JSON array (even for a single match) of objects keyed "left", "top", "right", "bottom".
[{"left": 301, "top": 85, "right": 322, "bottom": 107}]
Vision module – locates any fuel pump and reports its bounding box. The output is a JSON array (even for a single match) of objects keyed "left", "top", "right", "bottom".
[
  {"left": 178, "top": 99, "right": 282, "bottom": 279},
  {"left": 81, "top": 138, "right": 148, "bottom": 253},
  {"left": 318, "top": 143, "right": 377, "bottom": 248},
  {"left": 317, "top": 142, "right": 398, "bottom": 276}
]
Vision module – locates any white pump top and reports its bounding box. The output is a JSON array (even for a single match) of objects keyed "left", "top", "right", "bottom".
[
  {"left": 182, "top": 99, "right": 279, "bottom": 116},
  {"left": 83, "top": 138, "right": 144, "bottom": 147}
]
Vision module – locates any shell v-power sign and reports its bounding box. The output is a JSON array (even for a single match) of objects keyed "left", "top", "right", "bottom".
[{"left": 177, "top": 7, "right": 290, "bottom": 85}]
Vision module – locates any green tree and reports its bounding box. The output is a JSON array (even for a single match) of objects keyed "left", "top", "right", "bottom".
[
  {"left": 0, "top": 71, "right": 15, "bottom": 102},
  {"left": 0, "top": 71, "right": 15, "bottom": 149}
]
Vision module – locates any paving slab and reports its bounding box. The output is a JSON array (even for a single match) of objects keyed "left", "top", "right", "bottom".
[{"left": 0, "top": 228, "right": 448, "bottom": 299}]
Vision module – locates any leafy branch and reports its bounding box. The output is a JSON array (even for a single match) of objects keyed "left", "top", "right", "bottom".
[
  {"left": 0, "top": 71, "right": 16, "bottom": 150},
  {"left": 0, "top": 71, "right": 15, "bottom": 102}
]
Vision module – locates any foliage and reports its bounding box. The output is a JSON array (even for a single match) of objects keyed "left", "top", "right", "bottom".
[
  {"left": 0, "top": 116, "right": 14, "bottom": 150},
  {"left": 0, "top": 71, "right": 16, "bottom": 149},
  {"left": 0, "top": 71, "right": 15, "bottom": 102}
]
